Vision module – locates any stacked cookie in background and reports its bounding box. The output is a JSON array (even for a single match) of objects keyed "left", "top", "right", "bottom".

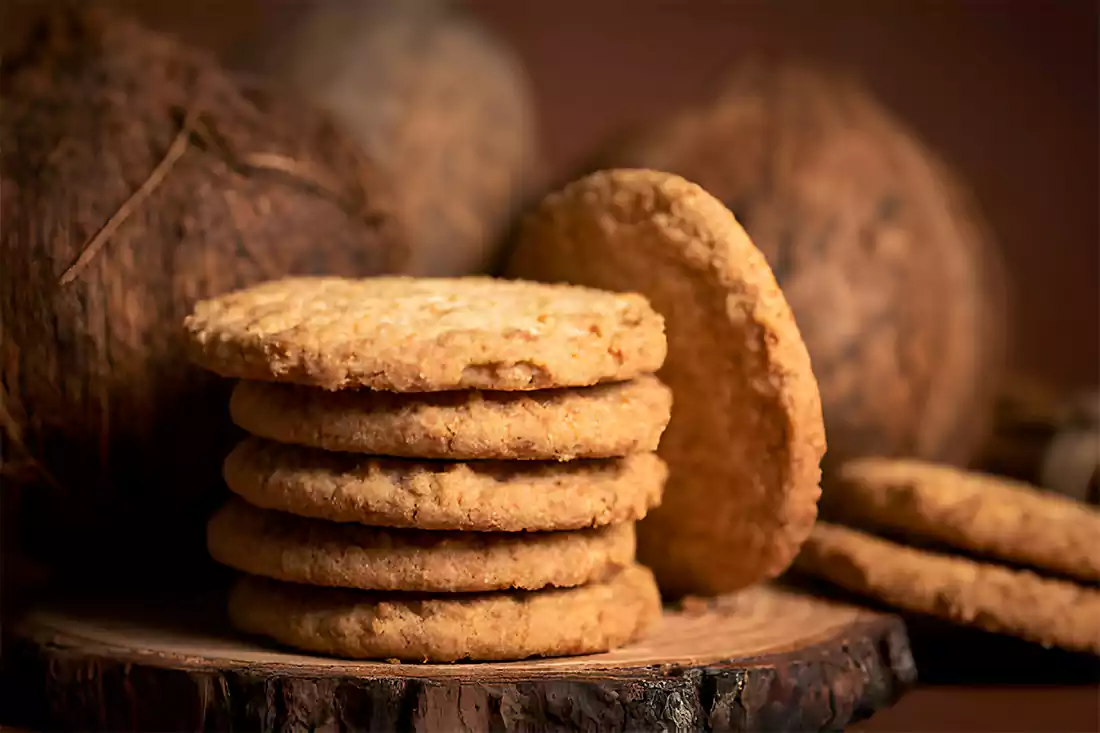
[
  {"left": 796, "top": 458, "right": 1100, "bottom": 656},
  {"left": 183, "top": 276, "right": 670, "bottom": 662}
]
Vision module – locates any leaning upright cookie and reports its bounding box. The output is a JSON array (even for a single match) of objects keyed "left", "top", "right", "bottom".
[
  {"left": 182, "top": 276, "right": 666, "bottom": 392},
  {"left": 505, "top": 169, "right": 827, "bottom": 596}
]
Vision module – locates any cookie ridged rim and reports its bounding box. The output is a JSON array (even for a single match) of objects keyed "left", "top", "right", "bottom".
[
  {"left": 228, "top": 564, "right": 662, "bottom": 662},
  {"left": 223, "top": 437, "right": 667, "bottom": 532},
  {"left": 208, "top": 498, "right": 636, "bottom": 593},
  {"left": 228, "top": 375, "right": 672, "bottom": 461}
]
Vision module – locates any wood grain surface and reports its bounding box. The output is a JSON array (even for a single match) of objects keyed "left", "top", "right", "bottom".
[{"left": 6, "top": 583, "right": 914, "bottom": 731}]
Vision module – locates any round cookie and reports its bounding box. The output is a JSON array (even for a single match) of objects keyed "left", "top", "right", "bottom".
[
  {"left": 823, "top": 458, "right": 1100, "bottom": 584},
  {"left": 229, "top": 376, "right": 672, "bottom": 461},
  {"left": 505, "top": 169, "right": 827, "bottom": 596},
  {"left": 228, "top": 564, "right": 662, "bottom": 662},
  {"left": 183, "top": 276, "right": 666, "bottom": 391},
  {"left": 795, "top": 522, "right": 1100, "bottom": 655},
  {"left": 224, "top": 437, "right": 666, "bottom": 531},
  {"left": 207, "top": 498, "right": 633, "bottom": 592}
]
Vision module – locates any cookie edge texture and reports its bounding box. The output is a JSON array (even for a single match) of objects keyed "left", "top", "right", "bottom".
[
  {"left": 228, "top": 375, "right": 673, "bottom": 461},
  {"left": 825, "top": 457, "right": 1100, "bottom": 584},
  {"left": 227, "top": 563, "right": 663, "bottom": 661},
  {"left": 223, "top": 436, "right": 668, "bottom": 531},
  {"left": 207, "top": 498, "right": 636, "bottom": 592},
  {"left": 183, "top": 275, "right": 667, "bottom": 391},
  {"left": 795, "top": 521, "right": 1100, "bottom": 655}
]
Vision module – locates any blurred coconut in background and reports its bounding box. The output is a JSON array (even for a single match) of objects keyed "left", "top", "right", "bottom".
[
  {"left": 591, "top": 63, "right": 1009, "bottom": 473},
  {"left": 250, "top": 0, "right": 541, "bottom": 276},
  {"left": 0, "top": 4, "right": 405, "bottom": 593}
]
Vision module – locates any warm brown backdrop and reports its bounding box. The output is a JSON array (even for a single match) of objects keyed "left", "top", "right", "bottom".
[{"left": 4, "top": 0, "right": 1098, "bottom": 388}]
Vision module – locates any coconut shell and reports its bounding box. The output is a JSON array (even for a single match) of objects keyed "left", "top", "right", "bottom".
[
  {"left": 0, "top": 6, "right": 404, "bottom": 589},
  {"left": 256, "top": 0, "right": 540, "bottom": 277},
  {"left": 591, "top": 63, "right": 1008, "bottom": 471}
]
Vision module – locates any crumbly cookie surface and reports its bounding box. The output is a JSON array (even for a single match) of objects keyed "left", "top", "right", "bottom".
[
  {"left": 795, "top": 522, "right": 1100, "bottom": 655},
  {"left": 505, "top": 169, "right": 827, "bottom": 596},
  {"left": 224, "top": 437, "right": 666, "bottom": 531},
  {"left": 229, "top": 375, "right": 672, "bottom": 461},
  {"left": 208, "top": 498, "right": 635, "bottom": 592},
  {"left": 183, "top": 276, "right": 667, "bottom": 391},
  {"left": 823, "top": 458, "right": 1100, "bottom": 583},
  {"left": 228, "top": 564, "right": 662, "bottom": 662}
]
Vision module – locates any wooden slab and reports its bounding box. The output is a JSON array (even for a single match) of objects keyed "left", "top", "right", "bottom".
[{"left": 5, "top": 583, "right": 915, "bottom": 732}]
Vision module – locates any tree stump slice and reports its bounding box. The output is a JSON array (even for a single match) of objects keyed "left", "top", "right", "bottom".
[{"left": 7, "top": 583, "right": 915, "bottom": 732}]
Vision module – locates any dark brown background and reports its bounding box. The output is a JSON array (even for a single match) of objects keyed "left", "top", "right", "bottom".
[
  {"left": 4, "top": 0, "right": 1097, "bottom": 388},
  {"left": 480, "top": 0, "right": 1100, "bottom": 390}
]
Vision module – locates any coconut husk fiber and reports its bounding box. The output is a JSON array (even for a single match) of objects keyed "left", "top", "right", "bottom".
[
  {"left": 588, "top": 62, "right": 1009, "bottom": 473},
  {"left": 0, "top": 5, "right": 405, "bottom": 593}
]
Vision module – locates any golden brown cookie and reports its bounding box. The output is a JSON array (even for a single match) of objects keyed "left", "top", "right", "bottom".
[
  {"left": 823, "top": 458, "right": 1100, "bottom": 584},
  {"left": 228, "top": 563, "right": 662, "bottom": 661},
  {"left": 207, "top": 498, "right": 635, "bottom": 592},
  {"left": 505, "top": 169, "right": 827, "bottom": 596},
  {"left": 183, "top": 276, "right": 666, "bottom": 391},
  {"left": 795, "top": 522, "right": 1100, "bottom": 655},
  {"left": 223, "top": 437, "right": 666, "bottom": 531},
  {"left": 229, "top": 375, "right": 672, "bottom": 461}
]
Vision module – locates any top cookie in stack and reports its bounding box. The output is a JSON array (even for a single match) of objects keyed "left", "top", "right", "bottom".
[{"left": 183, "top": 276, "right": 670, "bottom": 662}]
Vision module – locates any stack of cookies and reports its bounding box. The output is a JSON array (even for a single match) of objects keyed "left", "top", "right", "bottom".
[
  {"left": 183, "top": 276, "right": 670, "bottom": 662},
  {"left": 796, "top": 458, "right": 1100, "bottom": 656}
]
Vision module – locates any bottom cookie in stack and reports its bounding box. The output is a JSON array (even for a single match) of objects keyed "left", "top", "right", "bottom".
[
  {"left": 227, "top": 565, "right": 660, "bottom": 663},
  {"left": 796, "top": 458, "right": 1100, "bottom": 656}
]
